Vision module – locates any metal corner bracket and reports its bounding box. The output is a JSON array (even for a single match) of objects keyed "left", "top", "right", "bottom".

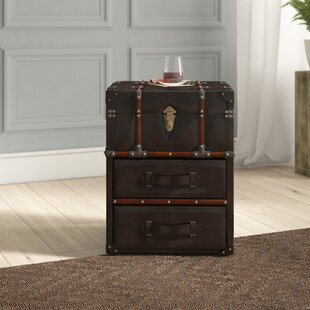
[
  {"left": 220, "top": 247, "right": 234, "bottom": 256},
  {"left": 225, "top": 110, "right": 234, "bottom": 119},
  {"left": 106, "top": 244, "right": 119, "bottom": 255},
  {"left": 224, "top": 151, "right": 235, "bottom": 159},
  {"left": 105, "top": 150, "right": 116, "bottom": 158},
  {"left": 129, "top": 145, "right": 147, "bottom": 158},
  {"left": 193, "top": 145, "right": 211, "bottom": 158}
]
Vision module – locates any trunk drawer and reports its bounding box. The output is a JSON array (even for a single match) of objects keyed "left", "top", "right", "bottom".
[
  {"left": 114, "top": 159, "right": 226, "bottom": 198},
  {"left": 114, "top": 206, "right": 227, "bottom": 252}
]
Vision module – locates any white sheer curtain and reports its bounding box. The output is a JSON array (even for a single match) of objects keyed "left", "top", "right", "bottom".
[{"left": 235, "top": 0, "right": 308, "bottom": 167}]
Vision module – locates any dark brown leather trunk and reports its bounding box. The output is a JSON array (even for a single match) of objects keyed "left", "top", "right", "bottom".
[
  {"left": 105, "top": 81, "right": 234, "bottom": 255},
  {"left": 106, "top": 81, "right": 233, "bottom": 152}
]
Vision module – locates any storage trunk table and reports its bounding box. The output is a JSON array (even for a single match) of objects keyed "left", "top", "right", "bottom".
[
  {"left": 296, "top": 71, "right": 310, "bottom": 177},
  {"left": 105, "top": 81, "right": 234, "bottom": 255}
]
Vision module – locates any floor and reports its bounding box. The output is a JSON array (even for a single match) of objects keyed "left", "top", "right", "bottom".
[{"left": 0, "top": 166, "right": 309, "bottom": 268}]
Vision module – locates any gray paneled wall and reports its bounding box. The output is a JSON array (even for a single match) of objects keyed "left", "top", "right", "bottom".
[{"left": 0, "top": 0, "right": 236, "bottom": 153}]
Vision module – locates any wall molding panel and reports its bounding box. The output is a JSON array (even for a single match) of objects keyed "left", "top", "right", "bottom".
[
  {"left": 0, "top": 0, "right": 236, "bottom": 165},
  {"left": 4, "top": 0, "right": 112, "bottom": 28},
  {"left": 130, "top": 47, "right": 225, "bottom": 81},
  {"left": 130, "top": 0, "right": 224, "bottom": 28},
  {"left": 0, "top": 49, "right": 4, "bottom": 133},
  {"left": 4, "top": 48, "right": 111, "bottom": 132},
  {"left": 0, "top": 0, "right": 4, "bottom": 29},
  {"left": 0, "top": 147, "right": 106, "bottom": 184}
]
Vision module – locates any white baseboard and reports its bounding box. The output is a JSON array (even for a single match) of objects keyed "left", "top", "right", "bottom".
[{"left": 0, "top": 147, "right": 106, "bottom": 185}]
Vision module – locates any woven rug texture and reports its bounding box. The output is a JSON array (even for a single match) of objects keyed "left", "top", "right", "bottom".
[{"left": 0, "top": 229, "right": 309, "bottom": 310}]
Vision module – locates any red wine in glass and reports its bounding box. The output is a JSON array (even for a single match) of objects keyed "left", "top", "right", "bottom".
[
  {"left": 163, "top": 72, "right": 183, "bottom": 83},
  {"left": 163, "top": 56, "right": 183, "bottom": 83}
]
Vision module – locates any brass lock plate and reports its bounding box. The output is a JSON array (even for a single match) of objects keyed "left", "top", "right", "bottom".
[{"left": 163, "top": 106, "right": 176, "bottom": 132}]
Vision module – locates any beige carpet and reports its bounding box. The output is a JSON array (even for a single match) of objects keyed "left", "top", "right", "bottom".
[{"left": 0, "top": 229, "right": 309, "bottom": 310}]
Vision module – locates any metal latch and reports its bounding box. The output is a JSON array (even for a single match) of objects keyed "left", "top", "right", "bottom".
[{"left": 163, "top": 106, "right": 176, "bottom": 132}]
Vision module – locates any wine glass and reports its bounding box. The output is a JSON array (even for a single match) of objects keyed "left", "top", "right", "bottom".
[{"left": 163, "top": 56, "right": 184, "bottom": 83}]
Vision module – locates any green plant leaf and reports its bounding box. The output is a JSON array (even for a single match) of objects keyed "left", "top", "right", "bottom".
[{"left": 283, "top": 0, "right": 310, "bottom": 30}]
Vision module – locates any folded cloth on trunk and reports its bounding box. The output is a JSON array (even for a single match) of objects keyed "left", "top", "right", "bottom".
[{"left": 149, "top": 79, "right": 196, "bottom": 87}]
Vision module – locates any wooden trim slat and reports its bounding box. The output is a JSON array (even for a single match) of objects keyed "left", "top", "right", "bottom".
[
  {"left": 147, "top": 152, "right": 192, "bottom": 157},
  {"left": 113, "top": 198, "right": 227, "bottom": 206},
  {"left": 208, "top": 152, "right": 225, "bottom": 158},
  {"left": 113, "top": 151, "right": 226, "bottom": 158},
  {"left": 114, "top": 151, "right": 130, "bottom": 157}
]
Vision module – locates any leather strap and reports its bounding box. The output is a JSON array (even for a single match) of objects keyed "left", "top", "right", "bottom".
[
  {"left": 135, "top": 82, "right": 146, "bottom": 148},
  {"left": 145, "top": 172, "right": 197, "bottom": 189},
  {"left": 146, "top": 220, "right": 152, "bottom": 237},
  {"left": 142, "top": 221, "right": 198, "bottom": 240},
  {"left": 197, "top": 82, "right": 206, "bottom": 148}
]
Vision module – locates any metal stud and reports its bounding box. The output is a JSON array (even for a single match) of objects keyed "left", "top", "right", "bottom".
[
  {"left": 169, "top": 152, "right": 172, "bottom": 156},
  {"left": 222, "top": 251, "right": 225, "bottom": 255},
  {"left": 115, "top": 92, "right": 118, "bottom": 96},
  {"left": 115, "top": 249, "right": 118, "bottom": 253},
  {"left": 143, "top": 152, "right": 147, "bottom": 156},
  {"left": 190, "top": 234, "right": 196, "bottom": 237},
  {"left": 229, "top": 248, "right": 232, "bottom": 251},
  {"left": 141, "top": 200, "right": 145, "bottom": 204},
  {"left": 167, "top": 200, "right": 171, "bottom": 204},
  {"left": 224, "top": 200, "right": 227, "bottom": 204},
  {"left": 108, "top": 246, "right": 111, "bottom": 249},
  {"left": 195, "top": 200, "right": 198, "bottom": 204}
]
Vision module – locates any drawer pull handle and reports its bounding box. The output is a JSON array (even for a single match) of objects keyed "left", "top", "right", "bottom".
[
  {"left": 145, "top": 172, "right": 197, "bottom": 189},
  {"left": 146, "top": 220, "right": 152, "bottom": 237},
  {"left": 142, "top": 221, "right": 197, "bottom": 240}
]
